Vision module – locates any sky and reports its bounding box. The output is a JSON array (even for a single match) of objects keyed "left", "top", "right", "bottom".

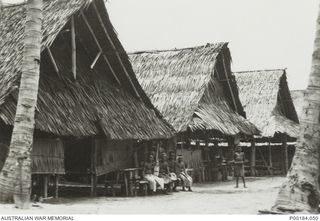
[{"left": 3, "top": 0, "right": 319, "bottom": 90}]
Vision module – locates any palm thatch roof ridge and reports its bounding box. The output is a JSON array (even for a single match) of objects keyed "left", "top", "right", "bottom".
[
  {"left": 0, "top": 0, "right": 174, "bottom": 140},
  {"left": 234, "top": 69, "right": 299, "bottom": 138},
  {"left": 129, "top": 43, "right": 259, "bottom": 136}
]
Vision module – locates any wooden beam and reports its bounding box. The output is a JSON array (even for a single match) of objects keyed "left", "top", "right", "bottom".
[
  {"left": 250, "top": 139, "right": 256, "bottom": 176},
  {"left": 46, "top": 47, "right": 59, "bottom": 75},
  {"left": 221, "top": 55, "right": 239, "bottom": 113},
  {"left": 90, "top": 51, "right": 101, "bottom": 69},
  {"left": 79, "top": 11, "right": 121, "bottom": 86},
  {"left": 92, "top": 2, "right": 142, "bottom": 101},
  {"left": 71, "top": 16, "right": 76, "bottom": 79}
]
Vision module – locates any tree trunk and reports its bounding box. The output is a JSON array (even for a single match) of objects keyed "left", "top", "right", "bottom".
[
  {"left": 0, "top": 0, "right": 42, "bottom": 207},
  {"left": 271, "top": 2, "right": 320, "bottom": 214}
]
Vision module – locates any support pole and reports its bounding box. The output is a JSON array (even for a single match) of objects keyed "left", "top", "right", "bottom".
[
  {"left": 268, "top": 140, "right": 273, "bottom": 175},
  {"left": 71, "top": 16, "right": 76, "bottom": 79},
  {"left": 282, "top": 136, "right": 289, "bottom": 174},
  {"left": 227, "top": 137, "right": 235, "bottom": 177},
  {"left": 90, "top": 141, "right": 97, "bottom": 197},
  {"left": 180, "top": 134, "right": 184, "bottom": 153},
  {"left": 54, "top": 175, "right": 59, "bottom": 198},
  {"left": 250, "top": 139, "right": 256, "bottom": 176},
  {"left": 43, "top": 175, "right": 48, "bottom": 198}
]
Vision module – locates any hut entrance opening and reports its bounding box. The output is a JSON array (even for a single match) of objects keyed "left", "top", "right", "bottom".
[{"left": 64, "top": 139, "right": 93, "bottom": 182}]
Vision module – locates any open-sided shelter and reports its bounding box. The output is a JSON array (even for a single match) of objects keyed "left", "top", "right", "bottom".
[
  {"left": 234, "top": 69, "right": 300, "bottom": 176},
  {"left": 0, "top": 0, "right": 174, "bottom": 198},
  {"left": 130, "top": 43, "right": 259, "bottom": 182}
]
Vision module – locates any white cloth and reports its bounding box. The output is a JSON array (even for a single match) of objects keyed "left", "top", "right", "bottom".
[{"left": 144, "top": 174, "right": 165, "bottom": 192}]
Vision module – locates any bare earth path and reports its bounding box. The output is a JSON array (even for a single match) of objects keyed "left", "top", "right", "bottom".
[{"left": 0, "top": 176, "right": 284, "bottom": 214}]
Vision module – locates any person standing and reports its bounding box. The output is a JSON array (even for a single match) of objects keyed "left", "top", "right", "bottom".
[{"left": 234, "top": 146, "right": 247, "bottom": 188}]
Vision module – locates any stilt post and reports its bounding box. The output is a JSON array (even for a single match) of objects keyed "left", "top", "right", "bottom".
[
  {"left": 268, "top": 140, "right": 273, "bottom": 175},
  {"left": 54, "top": 175, "right": 59, "bottom": 198},
  {"left": 250, "top": 139, "right": 256, "bottom": 176},
  {"left": 90, "top": 140, "right": 97, "bottom": 197},
  {"left": 43, "top": 175, "right": 48, "bottom": 198},
  {"left": 282, "top": 135, "right": 289, "bottom": 174}
]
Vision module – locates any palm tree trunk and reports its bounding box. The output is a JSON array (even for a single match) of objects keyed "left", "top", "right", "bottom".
[
  {"left": 271, "top": 2, "right": 320, "bottom": 214},
  {"left": 0, "top": 0, "right": 42, "bottom": 207}
]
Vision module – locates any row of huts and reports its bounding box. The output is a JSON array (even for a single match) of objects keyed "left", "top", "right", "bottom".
[{"left": 0, "top": 0, "right": 301, "bottom": 198}]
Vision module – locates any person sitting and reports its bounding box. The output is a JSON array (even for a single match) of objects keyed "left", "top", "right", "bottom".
[
  {"left": 159, "top": 153, "right": 175, "bottom": 192},
  {"left": 168, "top": 152, "right": 178, "bottom": 191},
  {"left": 176, "top": 155, "right": 193, "bottom": 191},
  {"left": 143, "top": 154, "right": 165, "bottom": 194}
]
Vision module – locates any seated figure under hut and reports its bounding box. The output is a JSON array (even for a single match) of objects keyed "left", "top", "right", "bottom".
[
  {"left": 176, "top": 155, "right": 193, "bottom": 191},
  {"left": 142, "top": 154, "right": 165, "bottom": 194},
  {"left": 159, "top": 152, "right": 176, "bottom": 192}
]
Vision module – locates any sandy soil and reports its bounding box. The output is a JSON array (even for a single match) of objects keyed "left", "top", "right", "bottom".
[{"left": 0, "top": 176, "right": 284, "bottom": 214}]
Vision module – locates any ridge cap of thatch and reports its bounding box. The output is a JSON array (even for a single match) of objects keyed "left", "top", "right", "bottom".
[
  {"left": 233, "top": 68, "right": 287, "bottom": 74},
  {"left": 128, "top": 42, "right": 228, "bottom": 55},
  {"left": 290, "top": 89, "right": 305, "bottom": 92}
]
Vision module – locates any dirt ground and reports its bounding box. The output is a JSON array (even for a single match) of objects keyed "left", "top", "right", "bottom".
[{"left": 0, "top": 176, "right": 284, "bottom": 214}]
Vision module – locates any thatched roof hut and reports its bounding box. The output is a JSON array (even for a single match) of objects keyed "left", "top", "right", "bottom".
[
  {"left": 0, "top": 0, "right": 174, "bottom": 141},
  {"left": 129, "top": 43, "right": 259, "bottom": 137},
  {"left": 234, "top": 69, "right": 299, "bottom": 138},
  {"left": 291, "top": 90, "right": 306, "bottom": 120}
]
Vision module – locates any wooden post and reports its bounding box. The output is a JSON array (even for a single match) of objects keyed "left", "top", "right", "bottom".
[
  {"left": 250, "top": 139, "right": 256, "bottom": 176},
  {"left": 124, "top": 174, "right": 129, "bottom": 197},
  {"left": 71, "top": 16, "right": 76, "bottom": 79},
  {"left": 205, "top": 136, "right": 209, "bottom": 182},
  {"left": 282, "top": 136, "right": 289, "bottom": 174},
  {"left": 268, "top": 141, "right": 273, "bottom": 175},
  {"left": 180, "top": 134, "right": 184, "bottom": 153},
  {"left": 227, "top": 137, "right": 235, "bottom": 177},
  {"left": 43, "top": 175, "right": 48, "bottom": 198},
  {"left": 54, "top": 175, "right": 59, "bottom": 198},
  {"left": 90, "top": 140, "right": 97, "bottom": 197}
]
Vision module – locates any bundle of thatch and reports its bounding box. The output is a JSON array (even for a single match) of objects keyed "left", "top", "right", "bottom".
[
  {"left": 234, "top": 69, "right": 299, "bottom": 138},
  {"left": 130, "top": 43, "right": 259, "bottom": 136},
  {"left": 0, "top": 0, "right": 174, "bottom": 140}
]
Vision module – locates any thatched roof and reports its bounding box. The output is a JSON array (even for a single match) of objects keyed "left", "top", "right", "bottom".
[
  {"left": 129, "top": 43, "right": 259, "bottom": 136},
  {"left": 0, "top": 0, "right": 174, "bottom": 140},
  {"left": 234, "top": 69, "right": 300, "bottom": 138},
  {"left": 290, "top": 90, "right": 306, "bottom": 120}
]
